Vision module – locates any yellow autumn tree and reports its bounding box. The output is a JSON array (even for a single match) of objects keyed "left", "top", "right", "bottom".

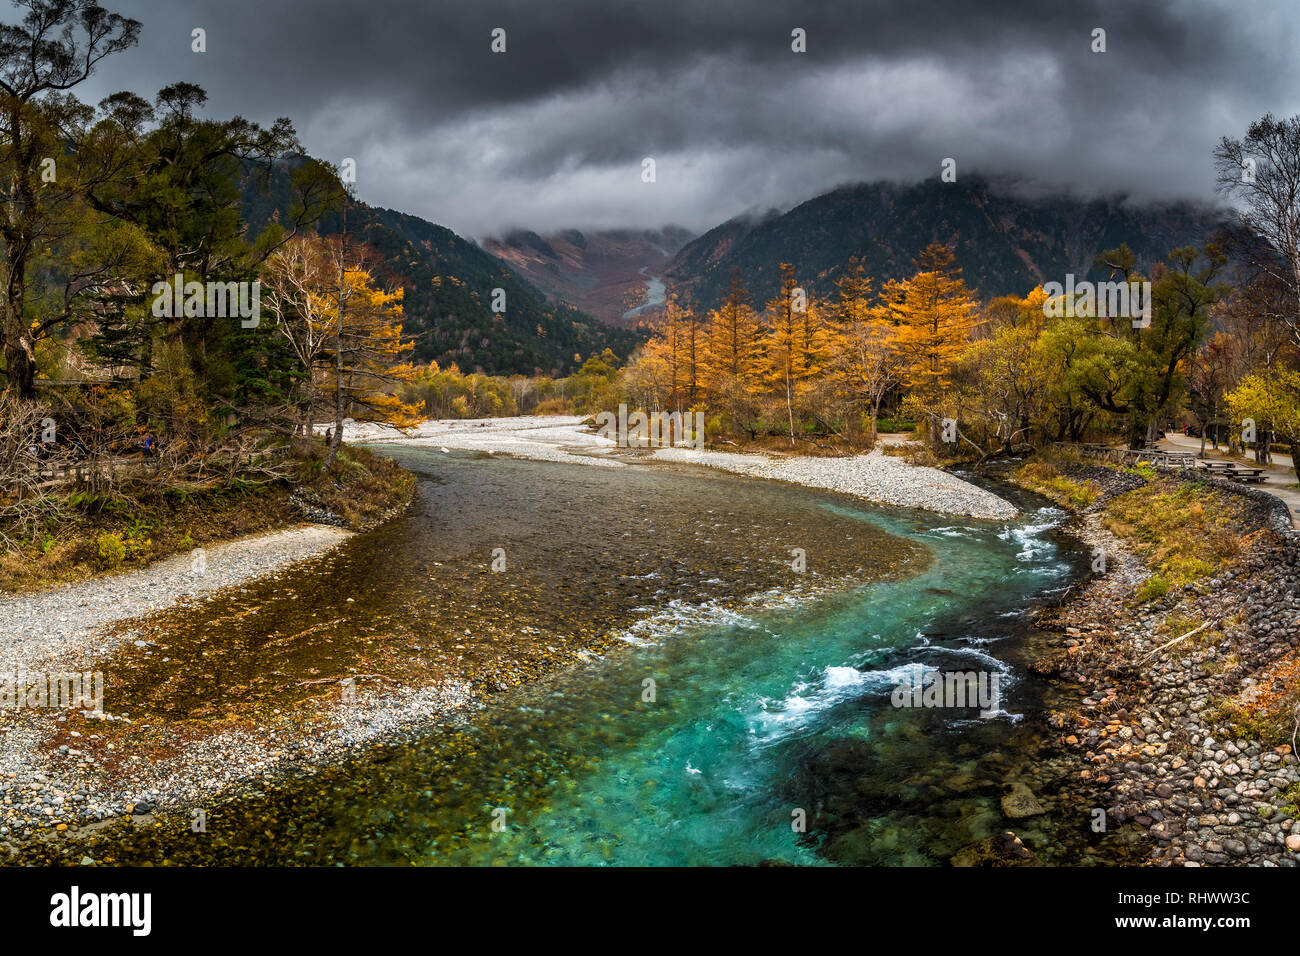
[
  {"left": 679, "top": 296, "right": 706, "bottom": 408},
  {"left": 830, "top": 257, "right": 900, "bottom": 441},
  {"left": 702, "top": 268, "right": 765, "bottom": 431},
  {"left": 314, "top": 249, "right": 421, "bottom": 471},
  {"left": 884, "top": 244, "right": 978, "bottom": 441},
  {"left": 330, "top": 269, "right": 420, "bottom": 428},
  {"left": 637, "top": 293, "right": 701, "bottom": 412},
  {"left": 762, "top": 263, "right": 823, "bottom": 444},
  {"left": 263, "top": 233, "right": 420, "bottom": 469},
  {"left": 982, "top": 286, "right": 1049, "bottom": 335},
  {"left": 262, "top": 236, "right": 340, "bottom": 443}
]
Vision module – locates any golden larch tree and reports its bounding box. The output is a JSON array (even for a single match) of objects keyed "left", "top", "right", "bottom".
[{"left": 884, "top": 244, "right": 978, "bottom": 439}]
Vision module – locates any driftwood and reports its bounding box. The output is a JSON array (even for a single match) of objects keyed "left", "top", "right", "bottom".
[
  {"left": 973, "top": 442, "right": 1036, "bottom": 467},
  {"left": 1137, "top": 619, "right": 1215, "bottom": 665}
]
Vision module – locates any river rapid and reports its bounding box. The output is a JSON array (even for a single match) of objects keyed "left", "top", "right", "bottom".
[{"left": 20, "top": 447, "right": 1139, "bottom": 865}]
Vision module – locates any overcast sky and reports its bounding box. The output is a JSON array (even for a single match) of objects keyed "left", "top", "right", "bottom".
[{"left": 68, "top": 0, "right": 1300, "bottom": 240}]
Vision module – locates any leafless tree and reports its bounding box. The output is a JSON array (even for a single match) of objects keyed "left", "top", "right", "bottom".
[{"left": 1215, "top": 115, "right": 1300, "bottom": 349}]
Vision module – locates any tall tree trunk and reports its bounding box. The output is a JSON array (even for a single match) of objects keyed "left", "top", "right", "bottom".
[
  {"left": 2, "top": 296, "right": 35, "bottom": 399},
  {"left": 323, "top": 205, "right": 347, "bottom": 471},
  {"left": 3, "top": 113, "right": 36, "bottom": 400},
  {"left": 785, "top": 366, "right": 795, "bottom": 447}
]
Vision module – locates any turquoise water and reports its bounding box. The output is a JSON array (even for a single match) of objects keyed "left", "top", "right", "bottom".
[
  {"left": 357, "top": 485, "right": 1081, "bottom": 866},
  {"left": 51, "top": 453, "right": 1088, "bottom": 866}
]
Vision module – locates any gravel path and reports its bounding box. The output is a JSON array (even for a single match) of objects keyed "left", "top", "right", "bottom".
[{"left": 0, "top": 525, "right": 352, "bottom": 671}]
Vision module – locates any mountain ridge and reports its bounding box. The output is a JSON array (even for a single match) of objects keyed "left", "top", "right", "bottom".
[
  {"left": 663, "top": 177, "right": 1230, "bottom": 309},
  {"left": 483, "top": 226, "right": 695, "bottom": 328},
  {"left": 241, "top": 162, "right": 641, "bottom": 377}
]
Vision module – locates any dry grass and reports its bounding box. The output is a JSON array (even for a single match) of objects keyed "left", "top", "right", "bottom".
[
  {"left": 1212, "top": 651, "right": 1300, "bottom": 746},
  {"left": 1102, "top": 478, "right": 1248, "bottom": 600},
  {"left": 0, "top": 443, "right": 412, "bottom": 594},
  {"left": 1012, "top": 459, "right": 1100, "bottom": 509},
  {"left": 293, "top": 444, "right": 415, "bottom": 529},
  {"left": 0, "top": 486, "right": 298, "bottom": 593}
]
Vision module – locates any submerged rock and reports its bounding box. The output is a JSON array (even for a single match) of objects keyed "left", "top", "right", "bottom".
[
  {"left": 951, "top": 830, "right": 1040, "bottom": 866},
  {"left": 1001, "top": 782, "right": 1046, "bottom": 819}
]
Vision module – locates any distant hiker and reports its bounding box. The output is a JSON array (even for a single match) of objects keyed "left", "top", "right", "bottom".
[
  {"left": 325, "top": 428, "right": 333, "bottom": 444},
  {"left": 142, "top": 432, "right": 156, "bottom": 456}
]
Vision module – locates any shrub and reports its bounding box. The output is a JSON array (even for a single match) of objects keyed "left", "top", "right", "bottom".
[
  {"left": 1134, "top": 575, "right": 1169, "bottom": 603},
  {"left": 534, "top": 398, "right": 572, "bottom": 415},
  {"left": 96, "top": 532, "right": 126, "bottom": 568},
  {"left": 1216, "top": 653, "right": 1300, "bottom": 746},
  {"left": 875, "top": 417, "right": 915, "bottom": 434}
]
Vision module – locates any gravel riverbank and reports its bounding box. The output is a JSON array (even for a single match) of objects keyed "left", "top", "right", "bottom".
[
  {"left": 0, "top": 525, "right": 352, "bottom": 670},
  {"left": 651, "top": 445, "right": 1018, "bottom": 519},
  {"left": 1022, "top": 461, "right": 1300, "bottom": 866},
  {"left": 0, "top": 524, "right": 372, "bottom": 846},
  {"left": 341, "top": 415, "right": 1019, "bottom": 520}
]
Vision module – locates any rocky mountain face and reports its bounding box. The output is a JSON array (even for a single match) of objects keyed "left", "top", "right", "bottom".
[
  {"left": 663, "top": 177, "right": 1229, "bottom": 309},
  {"left": 483, "top": 227, "right": 695, "bottom": 327}
]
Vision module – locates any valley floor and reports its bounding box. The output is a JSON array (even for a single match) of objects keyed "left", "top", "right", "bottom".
[
  {"left": 334, "top": 414, "right": 1019, "bottom": 520},
  {"left": 9, "top": 423, "right": 1298, "bottom": 867}
]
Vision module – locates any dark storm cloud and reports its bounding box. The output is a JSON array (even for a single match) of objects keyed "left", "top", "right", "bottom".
[{"left": 66, "top": 0, "right": 1300, "bottom": 237}]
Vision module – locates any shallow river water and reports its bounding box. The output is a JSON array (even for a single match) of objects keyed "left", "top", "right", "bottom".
[{"left": 33, "top": 447, "right": 1136, "bottom": 865}]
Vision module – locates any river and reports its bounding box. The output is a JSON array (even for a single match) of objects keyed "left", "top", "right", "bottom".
[
  {"left": 622, "top": 267, "right": 667, "bottom": 319},
  {"left": 28, "top": 447, "right": 1125, "bottom": 866}
]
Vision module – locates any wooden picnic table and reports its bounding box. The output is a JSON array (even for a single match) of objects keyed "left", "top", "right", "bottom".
[
  {"left": 1229, "top": 467, "right": 1267, "bottom": 483},
  {"left": 1103, "top": 448, "right": 1194, "bottom": 470},
  {"left": 1196, "top": 460, "right": 1268, "bottom": 482}
]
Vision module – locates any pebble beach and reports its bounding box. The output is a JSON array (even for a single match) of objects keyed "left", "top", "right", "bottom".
[
  {"left": 338, "top": 415, "right": 1020, "bottom": 520},
  {"left": 9, "top": 418, "right": 1296, "bottom": 867}
]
